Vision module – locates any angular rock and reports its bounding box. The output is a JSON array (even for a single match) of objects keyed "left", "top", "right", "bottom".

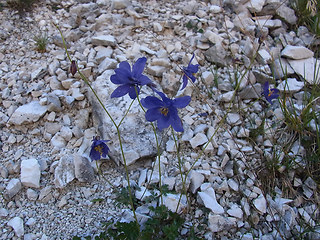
[
  {"left": 8, "top": 217, "right": 24, "bottom": 237},
  {"left": 226, "top": 113, "right": 241, "bottom": 125},
  {"left": 21, "top": 159, "right": 41, "bottom": 188},
  {"left": 4, "top": 178, "right": 21, "bottom": 200},
  {"left": 92, "top": 35, "right": 117, "bottom": 47},
  {"left": 287, "top": 57, "right": 320, "bottom": 84},
  {"left": 189, "top": 133, "right": 208, "bottom": 149},
  {"left": 9, "top": 101, "right": 48, "bottom": 125},
  {"left": 246, "top": 0, "right": 266, "bottom": 13},
  {"left": 227, "top": 204, "right": 243, "bottom": 219},
  {"left": 277, "top": 78, "right": 304, "bottom": 93},
  {"left": 74, "top": 154, "right": 95, "bottom": 183},
  {"left": 239, "top": 83, "right": 262, "bottom": 99},
  {"left": 163, "top": 193, "right": 187, "bottom": 213},
  {"left": 111, "top": 0, "right": 130, "bottom": 10},
  {"left": 253, "top": 194, "right": 267, "bottom": 214},
  {"left": 271, "top": 58, "right": 295, "bottom": 79},
  {"left": 89, "top": 70, "right": 160, "bottom": 166},
  {"left": 208, "top": 213, "right": 236, "bottom": 233},
  {"left": 281, "top": 45, "right": 314, "bottom": 60},
  {"left": 198, "top": 186, "right": 224, "bottom": 214},
  {"left": 204, "top": 44, "right": 229, "bottom": 67},
  {"left": 276, "top": 4, "right": 297, "bottom": 25},
  {"left": 26, "top": 189, "right": 38, "bottom": 201},
  {"left": 189, "top": 170, "right": 205, "bottom": 194},
  {"left": 54, "top": 155, "right": 75, "bottom": 188}
]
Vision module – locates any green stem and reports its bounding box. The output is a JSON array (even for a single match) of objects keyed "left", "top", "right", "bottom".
[
  {"left": 135, "top": 87, "right": 163, "bottom": 204},
  {"left": 54, "top": 23, "right": 140, "bottom": 231}
]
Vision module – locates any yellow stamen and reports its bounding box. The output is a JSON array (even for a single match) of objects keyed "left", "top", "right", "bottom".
[
  {"left": 160, "top": 107, "right": 169, "bottom": 116},
  {"left": 95, "top": 145, "right": 103, "bottom": 155},
  {"left": 268, "top": 89, "right": 274, "bottom": 97}
]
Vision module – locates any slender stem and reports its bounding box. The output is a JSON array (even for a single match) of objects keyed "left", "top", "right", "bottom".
[
  {"left": 54, "top": 23, "right": 140, "bottom": 231},
  {"left": 117, "top": 99, "right": 135, "bottom": 128},
  {"left": 135, "top": 87, "right": 163, "bottom": 204}
]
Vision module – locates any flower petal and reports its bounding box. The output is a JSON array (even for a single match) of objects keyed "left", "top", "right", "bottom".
[
  {"left": 89, "top": 148, "right": 101, "bottom": 161},
  {"left": 156, "top": 91, "right": 172, "bottom": 106},
  {"left": 145, "top": 108, "right": 162, "bottom": 122},
  {"left": 132, "top": 57, "right": 147, "bottom": 77},
  {"left": 138, "top": 75, "right": 152, "bottom": 85},
  {"left": 157, "top": 114, "right": 170, "bottom": 130},
  {"left": 263, "top": 82, "right": 270, "bottom": 96},
  {"left": 110, "top": 70, "right": 131, "bottom": 84},
  {"left": 172, "top": 96, "right": 191, "bottom": 108},
  {"left": 141, "top": 96, "right": 164, "bottom": 109},
  {"left": 180, "top": 75, "right": 188, "bottom": 90},
  {"left": 119, "top": 61, "right": 131, "bottom": 72},
  {"left": 128, "top": 85, "right": 140, "bottom": 99},
  {"left": 187, "top": 64, "right": 199, "bottom": 74},
  {"left": 111, "top": 84, "right": 130, "bottom": 98},
  {"left": 170, "top": 108, "right": 184, "bottom": 132}
]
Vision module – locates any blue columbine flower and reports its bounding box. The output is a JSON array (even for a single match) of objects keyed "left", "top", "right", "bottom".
[
  {"left": 141, "top": 91, "right": 191, "bottom": 132},
  {"left": 263, "top": 81, "right": 279, "bottom": 104},
  {"left": 181, "top": 54, "right": 199, "bottom": 90},
  {"left": 110, "top": 57, "right": 152, "bottom": 99},
  {"left": 89, "top": 136, "right": 110, "bottom": 161}
]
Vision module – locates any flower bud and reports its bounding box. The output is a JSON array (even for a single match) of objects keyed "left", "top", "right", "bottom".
[{"left": 70, "top": 60, "right": 77, "bottom": 76}]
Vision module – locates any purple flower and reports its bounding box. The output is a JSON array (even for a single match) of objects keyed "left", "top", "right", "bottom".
[
  {"left": 141, "top": 91, "right": 191, "bottom": 132},
  {"left": 89, "top": 136, "right": 110, "bottom": 161},
  {"left": 70, "top": 60, "right": 77, "bottom": 76},
  {"left": 110, "top": 57, "right": 152, "bottom": 99},
  {"left": 263, "top": 81, "right": 279, "bottom": 104},
  {"left": 181, "top": 54, "right": 199, "bottom": 90}
]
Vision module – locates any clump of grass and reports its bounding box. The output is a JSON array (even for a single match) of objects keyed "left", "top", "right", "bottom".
[
  {"left": 292, "top": 0, "right": 320, "bottom": 36},
  {"left": 33, "top": 33, "right": 49, "bottom": 53}
]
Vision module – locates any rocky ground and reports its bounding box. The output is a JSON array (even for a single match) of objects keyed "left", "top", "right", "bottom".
[{"left": 0, "top": 0, "right": 320, "bottom": 239}]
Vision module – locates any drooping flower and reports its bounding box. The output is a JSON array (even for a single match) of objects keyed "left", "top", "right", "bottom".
[
  {"left": 181, "top": 54, "right": 199, "bottom": 90},
  {"left": 263, "top": 81, "right": 279, "bottom": 104},
  {"left": 110, "top": 57, "right": 152, "bottom": 99},
  {"left": 141, "top": 91, "right": 191, "bottom": 132},
  {"left": 70, "top": 60, "right": 77, "bottom": 76},
  {"left": 89, "top": 136, "right": 110, "bottom": 161}
]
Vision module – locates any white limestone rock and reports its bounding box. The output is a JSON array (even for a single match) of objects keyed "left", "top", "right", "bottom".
[
  {"left": 219, "top": 91, "right": 235, "bottom": 102},
  {"left": 4, "top": 178, "right": 21, "bottom": 199},
  {"left": 9, "top": 101, "right": 48, "bottom": 125},
  {"left": 0, "top": 208, "right": 8, "bottom": 218},
  {"left": 281, "top": 45, "right": 314, "bottom": 60},
  {"left": 189, "top": 133, "right": 208, "bottom": 149},
  {"left": 246, "top": 0, "right": 266, "bottom": 13},
  {"left": 54, "top": 155, "right": 75, "bottom": 188},
  {"left": 8, "top": 217, "right": 24, "bottom": 237},
  {"left": 92, "top": 35, "right": 117, "bottom": 47},
  {"left": 111, "top": 0, "right": 130, "bottom": 10},
  {"left": 21, "top": 159, "right": 41, "bottom": 188},
  {"left": 163, "top": 193, "right": 187, "bottom": 213},
  {"left": 287, "top": 57, "right": 320, "bottom": 84},
  {"left": 189, "top": 170, "right": 205, "bottom": 194},
  {"left": 253, "top": 194, "right": 267, "bottom": 214},
  {"left": 226, "top": 113, "right": 241, "bottom": 125},
  {"left": 277, "top": 78, "right": 304, "bottom": 93},
  {"left": 90, "top": 70, "right": 161, "bottom": 166},
  {"left": 74, "top": 154, "right": 95, "bottom": 183},
  {"left": 208, "top": 213, "right": 237, "bottom": 233},
  {"left": 276, "top": 4, "right": 297, "bottom": 25},
  {"left": 198, "top": 186, "right": 224, "bottom": 214},
  {"left": 227, "top": 179, "right": 239, "bottom": 192},
  {"left": 227, "top": 204, "right": 243, "bottom": 219},
  {"left": 26, "top": 189, "right": 38, "bottom": 201}
]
